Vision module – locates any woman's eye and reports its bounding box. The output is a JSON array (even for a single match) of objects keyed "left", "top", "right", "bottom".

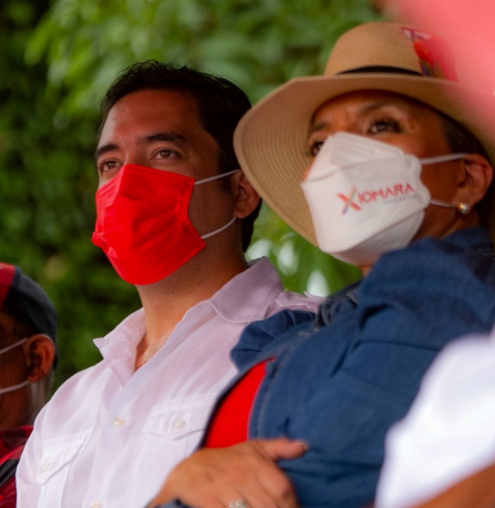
[
  {"left": 367, "top": 118, "right": 401, "bottom": 134},
  {"left": 307, "top": 140, "right": 324, "bottom": 157}
]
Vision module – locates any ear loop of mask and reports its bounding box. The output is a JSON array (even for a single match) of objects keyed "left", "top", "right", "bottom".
[
  {"left": 0, "top": 337, "right": 28, "bottom": 355},
  {"left": 0, "top": 338, "right": 30, "bottom": 395},
  {"left": 419, "top": 153, "right": 470, "bottom": 211},
  {"left": 194, "top": 169, "right": 241, "bottom": 240}
]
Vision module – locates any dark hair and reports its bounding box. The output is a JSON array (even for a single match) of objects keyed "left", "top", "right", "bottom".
[
  {"left": 99, "top": 60, "right": 261, "bottom": 251},
  {"left": 439, "top": 112, "right": 493, "bottom": 227}
]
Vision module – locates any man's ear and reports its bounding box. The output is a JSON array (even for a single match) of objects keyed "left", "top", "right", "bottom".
[
  {"left": 230, "top": 170, "right": 261, "bottom": 219},
  {"left": 457, "top": 154, "right": 494, "bottom": 206},
  {"left": 23, "top": 334, "right": 56, "bottom": 383}
]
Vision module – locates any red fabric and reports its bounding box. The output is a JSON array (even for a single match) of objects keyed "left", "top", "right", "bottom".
[
  {"left": 204, "top": 361, "right": 268, "bottom": 448},
  {"left": 0, "top": 426, "right": 32, "bottom": 508},
  {"left": 92, "top": 164, "right": 205, "bottom": 285},
  {"left": 0, "top": 264, "right": 15, "bottom": 307}
]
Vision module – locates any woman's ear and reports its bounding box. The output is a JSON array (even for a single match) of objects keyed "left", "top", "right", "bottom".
[
  {"left": 23, "top": 334, "right": 56, "bottom": 383},
  {"left": 231, "top": 170, "right": 261, "bottom": 219},
  {"left": 457, "top": 154, "right": 493, "bottom": 207}
]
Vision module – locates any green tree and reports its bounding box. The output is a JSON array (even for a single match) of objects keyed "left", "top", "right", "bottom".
[{"left": 1, "top": 0, "right": 377, "bottom": 387}]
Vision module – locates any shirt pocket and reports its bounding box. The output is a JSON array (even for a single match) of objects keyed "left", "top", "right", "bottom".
[
  {"left": 142, "top": 393, "right": 218, "bottom": 458},
  {"left": 36, "top": 428, "right": 93, "bottom": 506},
  {"left": 143, "top": 393, "right": 218, "bottom": 440}
]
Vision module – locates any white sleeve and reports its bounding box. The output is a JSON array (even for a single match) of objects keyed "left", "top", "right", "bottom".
[
  {"left": 16, "top": 407, "right": 46, "bottom": 507},
  {"left": 375, "top": 330, "right": 495, "bottom": 508}
]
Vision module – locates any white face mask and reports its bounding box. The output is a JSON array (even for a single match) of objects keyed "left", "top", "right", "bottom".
[
  {"left": 301, "top": 132, "right": 467, "bottom": 266},
  {"left": 0, "top": 338, "right": 30, "bottom": 395}
]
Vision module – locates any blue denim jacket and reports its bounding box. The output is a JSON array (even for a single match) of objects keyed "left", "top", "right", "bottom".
[{"left": 163, "top": 227, "right": 495, "bottom": 508}]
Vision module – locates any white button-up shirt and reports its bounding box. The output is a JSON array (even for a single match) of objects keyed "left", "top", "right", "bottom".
[
  {"left": 376, "top": 328, "right": 495, "bottom": 508},
  {"left": 17, "top": 258, "right": 319, "bottom": 508}
]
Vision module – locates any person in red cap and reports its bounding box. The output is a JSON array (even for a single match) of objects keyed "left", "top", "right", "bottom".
[{"left": 0, "top": 262, "right": 57, "bottom": 508}]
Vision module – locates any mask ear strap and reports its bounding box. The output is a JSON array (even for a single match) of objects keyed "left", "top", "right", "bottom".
[
  {"left": 0, "top": 380, "right": 30, "bottom": 395},
  {"left": 194, "top": 169, "right": 241, "bottom": 186},
  {"left": 420, "top": 153, "right": 468, "bottom": 165},
  {"left": 0, "top": 337, "right": 28, "bottom": 356},
  {"left": 201, "top": 217, "right": 236, "bottom": 240},
  {"left": 430, "top": 199, "right": 471, "bottom": 215},
  {"left": 423, "top": 153, "right": 472, "bottom": 214}
]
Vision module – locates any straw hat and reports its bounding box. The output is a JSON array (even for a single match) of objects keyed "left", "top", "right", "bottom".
[{"left": 234, "top": 22, "right": 495, "bottom": 246}]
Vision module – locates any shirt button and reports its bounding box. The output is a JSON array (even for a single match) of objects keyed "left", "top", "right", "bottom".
[
  {"left": 174, "top": 419, "right": 186, "bottom": 429},
  {"left": 113, "top": 417, "right": 125, "bottom": 427},
  {"left": 90, "top": 503, "right": 101, "bottom": 508},
  {"left": 42, "top": 462, "right": 50, "bottom": 472}
]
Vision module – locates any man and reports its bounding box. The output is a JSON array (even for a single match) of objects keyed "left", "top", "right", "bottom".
[
  {"left": 149, "top": 22, "right": 495, "bottom": 508},
  {"left": 0, "top": 262, "right": 57, "bottom": 507},
  {"left": 16, "top": 61, "right": 319, "bottom": 508}
]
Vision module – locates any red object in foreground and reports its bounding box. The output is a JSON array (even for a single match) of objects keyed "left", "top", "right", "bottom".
[
  {"left": 204, "top": 361, "right": 268, "bottom": 448},
  {"left": 391, "top": 0, "right": 495, "bottom": 132}
]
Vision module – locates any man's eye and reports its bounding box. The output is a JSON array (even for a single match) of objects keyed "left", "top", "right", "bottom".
[
  {"left": 156, "top": 149, "right": 178, "bottom": 159},
  {"left": 100, "top": 160, "right": 119, "bottom": 173},
  {"left": 368, "top": 118, "right": 401, "bottom": 134}
]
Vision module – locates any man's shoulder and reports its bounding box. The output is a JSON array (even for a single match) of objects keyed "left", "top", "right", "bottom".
[{"left": 39, "top": 360, "right": 108, "bottom": 418}]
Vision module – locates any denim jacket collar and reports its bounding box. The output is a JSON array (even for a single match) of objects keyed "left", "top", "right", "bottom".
[
  {"left": 315, "top": 280, "right": 361, "bottom": 329},
  {"left": 316, "top": 227, "right": 493, "bottom": 329}
]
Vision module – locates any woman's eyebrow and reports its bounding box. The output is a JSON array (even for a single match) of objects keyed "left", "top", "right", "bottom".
[
  {"left": 358, "top": 100, "right": 404, "bottom": 115},
  {"left": 308, "top": 121, "right": 328, "bottom": 136}
]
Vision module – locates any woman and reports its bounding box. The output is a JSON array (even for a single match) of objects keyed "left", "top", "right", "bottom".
[{"left": 151, "top": 22, "right": 495, "bottom": 508}]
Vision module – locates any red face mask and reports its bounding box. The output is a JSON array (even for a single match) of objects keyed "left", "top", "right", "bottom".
[{"left": 91, "top": 164, "right": 238, "bottom": 285}]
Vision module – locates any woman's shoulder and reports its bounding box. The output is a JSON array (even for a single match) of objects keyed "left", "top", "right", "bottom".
[{"left": 230, "top": 309, "right": 316, "bottom": 368}]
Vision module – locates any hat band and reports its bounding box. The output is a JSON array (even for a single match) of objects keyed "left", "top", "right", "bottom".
[{"left": 338, "top": 66, "right": 423, "bottom": 77}]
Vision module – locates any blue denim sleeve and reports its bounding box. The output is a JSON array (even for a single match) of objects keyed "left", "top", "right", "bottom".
[
  {"left": 259, "top": 232, "right": 495, "bottom": 508},
  {"left": 264, "top": 332, "right": 438, "bottom": 508}
]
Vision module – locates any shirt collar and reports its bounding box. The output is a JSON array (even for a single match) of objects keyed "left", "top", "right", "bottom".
[
  {"left": 316, "top": 280, "right": 361, "bottom": 328},
  {"left": 316, "top": 227, "right": 493, "bottom": 328},
  {"left": 436, "top": 226, "right": 494, "bottom": 254},
  {"left": 93, "top": 308, "right": 146, "bottom": 354},
  {"left": 207, "top": 257, "right": 284, "bottom": 324},
  {"left": 93, "top": 257, "right": 283, "bottom": 351}
]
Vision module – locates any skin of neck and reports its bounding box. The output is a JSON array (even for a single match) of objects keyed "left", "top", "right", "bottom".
[{"left": 134, "top": 223, "right": 248, "bottom": 369}]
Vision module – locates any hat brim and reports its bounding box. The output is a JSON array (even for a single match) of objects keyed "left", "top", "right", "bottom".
[{"left": 234, "top": 73, "right": 495, "bottom": 246}]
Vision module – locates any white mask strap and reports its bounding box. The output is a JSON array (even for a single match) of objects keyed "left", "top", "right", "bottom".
[
  {"left": 194, "top": 169, "right": 241, "bottom": 186},
  {"left": 430, "top": 199, "right": 456, "bottom": 209},
  {"left": 0, "top": 380, "right": 30, "bottom": 395},
  {"left": 420, "top": 153, "right": 469, "bottom": 210},
  {"left": 201, "top": 217, "right": 237, "bottom": 240},
  {"left": 420, "top": 153, "right": 468, "bottom": 165},
  {"left": 0, "top": 338, "right": 31, "bottom": 395},
  {"left": 0, "top": 337, "right": 28, "bottom": 356}
]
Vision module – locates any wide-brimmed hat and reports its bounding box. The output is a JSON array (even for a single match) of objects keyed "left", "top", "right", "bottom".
[{"left": 234, "top": 22, "right": 495, "bottom": 246}]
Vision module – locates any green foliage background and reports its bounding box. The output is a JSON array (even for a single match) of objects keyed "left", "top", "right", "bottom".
[{"left": 0, "top": 0, "right": 378, "bottom": 388}]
